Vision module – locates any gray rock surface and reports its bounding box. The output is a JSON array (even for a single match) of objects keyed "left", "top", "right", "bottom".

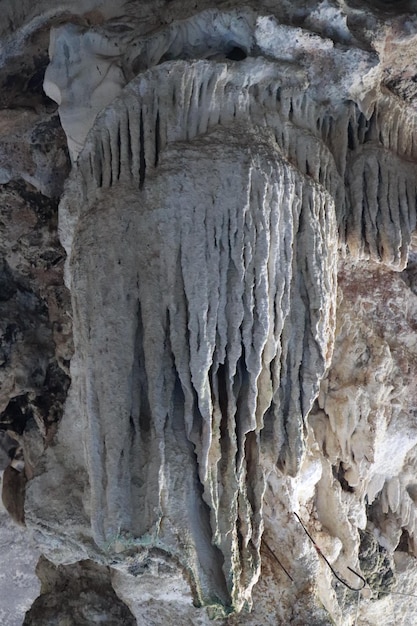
[
  {"left": 0, "top": 497, "right": 40, "bottom": 626},
  {"left": 23, "top": 557, "right": 136, "bottom": 626}
]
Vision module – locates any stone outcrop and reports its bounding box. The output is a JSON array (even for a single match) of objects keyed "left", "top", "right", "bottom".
[
  {"left": 2, "top": 1, "right": 417, "bottom": 624},
  {"left": 23, "top": 557, "right": 136, "bottom": 626}
]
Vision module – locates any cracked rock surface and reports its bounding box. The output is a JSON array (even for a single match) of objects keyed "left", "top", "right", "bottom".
[{"left": 2, "top": 1, "right": 417, "bottom": 624}]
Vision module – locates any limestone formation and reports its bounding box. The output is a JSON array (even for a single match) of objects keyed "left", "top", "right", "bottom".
[
  {"left": 23, "top": 557, "right": 136, "bottom": 626},
  {"left": 2, "top": 1, "right": 417, "bottom": 625}
]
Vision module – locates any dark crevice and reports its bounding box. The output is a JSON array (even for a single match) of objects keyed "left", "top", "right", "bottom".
[
  {"left": 260, "top": 395, "right": 275, "bottom": 450},
  {"left": 218, "top": 363, "right": 229, "bottom": 461},
  {"left": 126, "top": 112, "right": 133, "bottom": 176},
  {"left": 233, "top": 349, "right": 247, "bottom": 443},
  {"left": 129, "top": 414, "right": 136, "bottom": 436},
  {"left": 31, "top": 362, "right": 71, "bottom": 425},
  {"left": 93, "top": 148, "right": 103, "bottom": 188},
  {"left": 0, "top": 259, "right": 17, "bottom": 301},
  {"left": 98, "top": 142, "right": 104, "bottom": 187},
  {"left": 24, "top": 557, "right": 137, "bottom": 625},
  {"left": 0, "top": 52, "right": 53, "bottom": 109},
  {"left": 8, "top": 179, "right": 57, "bottom": 226},
  {"left": 364, "top": 111, "right": 377, "bottom": 143},
  {"left": 89, "top": 154, "right": 94, "bottom": 180},
  {"left": 357, "top": 112, "right": 367, "bottom": 143},
  {"left": 244, "top": 430, "right": 258, "bottom": 513},
  {"left": 396, "top": 528, "right": 411, "bottom": 553},
  {"left": 135, "top": 300, "right": 151, "bottom": 436},
  {"left": 361, "top": 168, "right": 369, "bottom": 254},
  {"left": 154, "top": 110, "right": 160, "bottom": 167},
  {"left": 334, "top": 463, "right": 355, "bottom": 493},
  {"left": 347, "top": 120, "right": 355, "bottom": 150},
  {"left": 225, "top": 46, "right": 247, "bottom": 61},
  {"left": 277, "top": 347, "right": 293, "bottom": 474},
  {"left": 117, "top": 123, "right": 122, "bottom": 180},
  {"left": 0, "top": 395, "right": 32, "bottom": 434},
  {"left": 198, "top": 81, "right": 204, "bottom": 105},
  {"left": 326, "top": 116, "right": 333, "bottom": 140},
  {"left": 131, "top": 54, "right": 145, "bottom": 76},
  {"left": 150, "top": 44, "right": 248, "bottom": 70},
  {"left": 139, "top": 109, "right": 146, "bottom": 189},
  {"left": 105, "top": 130, "right": 113, "bottom": 188}
]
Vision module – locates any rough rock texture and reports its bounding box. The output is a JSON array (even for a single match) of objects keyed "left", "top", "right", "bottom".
[
  {"left": 23, "top": 557, "right": 136, "bottom": 626},
  {"left": 0, "top": 499, "right": 40, "bottom": 626},
  {"left": 2, "top": 0, "right": 417, "bottom": 624}
]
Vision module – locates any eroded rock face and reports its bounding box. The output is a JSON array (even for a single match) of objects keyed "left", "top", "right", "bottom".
[
  {"left": 2, "top": 0, "right": 417, "bottom": 624},
  {"left": 23, "top": 557, "right": 136, "bottom": 626}
]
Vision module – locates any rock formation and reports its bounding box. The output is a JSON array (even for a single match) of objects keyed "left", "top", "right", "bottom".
[{"left": 2, "top": 1, "right": 417, "bottom": 624}]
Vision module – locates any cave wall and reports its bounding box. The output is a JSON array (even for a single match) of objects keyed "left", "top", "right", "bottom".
[{"left": 1, "top": 1, "right": 417, "bottom": 624}]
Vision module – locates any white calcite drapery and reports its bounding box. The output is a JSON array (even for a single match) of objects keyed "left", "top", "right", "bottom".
[{"left": 32, "top": 57, "right": 339, "bottom": 612}]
